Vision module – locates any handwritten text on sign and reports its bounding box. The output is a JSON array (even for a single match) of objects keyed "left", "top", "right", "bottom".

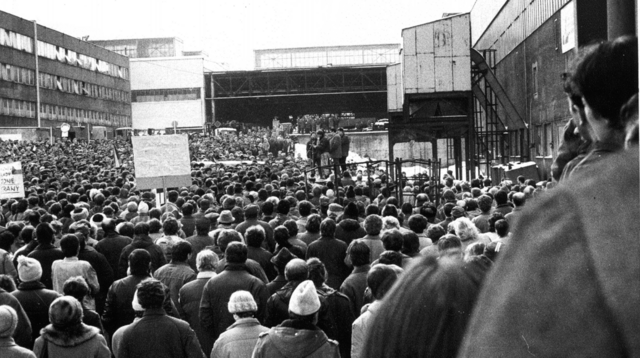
[
  {"left": 0, "top": 162, "right": 24, "bottom": 199},
  {"left": 131, "top": 135, "right": 191, "bottom": 178}
]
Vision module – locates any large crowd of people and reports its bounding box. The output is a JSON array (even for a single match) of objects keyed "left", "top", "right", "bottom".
[{"left": 0, "top": 36, "right": 637, "bottom": 358}]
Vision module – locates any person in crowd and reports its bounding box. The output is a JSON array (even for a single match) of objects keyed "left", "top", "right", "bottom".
[
  {"left": 407, "top": 214, "right": 432, "bottom": 250},
  {"left": 306, "top": 219, "right": 350, "bottom": 290},
  {"left": 179, "top": 249, "right": 219, "bottom": 356},
  {"left": 33, "top": 296, "right": 110, "bottom": 358},
  {"left": 11, "top": 256, "right": 58, "bottom": 347},
  {"left": 340, "top": 240, "right": 370, "bottom": 317},
  {"left": 245, "top": 226, "right": 276, "bottom": 281},
  {"left": 200, "top": 242, "right": 269, "bottom": 343},
  {"left": 0, "top": 231, "right": 17, "bottom": 279},
  {"left": 504, "top": 192, "right": 526, "bottom": 226},
  {"left": 73, "top": 224, "right": 113, "bottom": 315},
  {"left": 154, "top": 240, "right": 196, "bottom": 319},
  {"left": 351, "top": 264, "right": 400, "bottom": 358},
  {"left": 51, "top": 234, "right": 100, "bottom": 310},
  {"left": 334, "top": 202, "right": 366, "bottom": 246},
  {"left": 267, "top": 248, "right": 297, "bottom": 296},
  {"left": 460, "top": 36, "right": 639, "bottom": 357},
  {"left": 307, "top": 257, "right": 354, "bottom": 358},
  {"left": 0, "top": 305, "right": 36, "bottom": 358},
  {"left": 437, "top": 234, "right": 463, "bottom": 259},
  {"left": 118, "top": 222, "right": 167, "bottom": 277},
  {"left": 95, "top": 219, "right": 132, "bottom": 280},
  {"left": 450, "top": 217, "right": 490, "bottom": 252},
  {"left": 179, "top": 203, "right": 197, "bottom": 237},
  {"left": 210, "top": 290, "right": 269, "bottom": 358},
  {"left": 471, "top": 195, "right": 494, "bottom": 233},
  {"left": 103, "top": 249, "right": 176, "bottom": 338},
  {"left": 299, "top": 214, "right": 322, "bottom": 246},
  {"left": 156, "top": 218, "right": 186, "bottom": 262},
  {"left": 110, "top": 289, "right": 143, "bottom": 357},
  {"left": 213, "top": 230, "right": 268, "bottom": 283},
  {"left": 252, "top": 280, "right": 340, "bottom": 358},
  {"left": 360, "top": 255, "right": 487, "bottom": 358},
  {"left": 185, "top": 219, "right": 217, "bottom": 272},
  {"left": 27, "top": 223, "right": 65, "bottom": 290},
  {"left": 62, "top": 276, "right": 104, "bottom": 334},
  {"left": 265, "top": 258, "right": 309, "bottom": 328},
  {"left": 116, "top": 279, "right": 205, "bottom": 358},
  {"left": 233, "top": 205, "right": 275, "bottom": 253}
]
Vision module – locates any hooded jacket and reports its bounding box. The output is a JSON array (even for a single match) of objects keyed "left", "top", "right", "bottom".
[
  {"left": 252, "top": 319, "right": 340, "bottom": 358},
  {"left": 334, "top": 219, "right": 366, "bottom": 246},
  {"left": 33, "top": 324, "right": 110, "bottom": 358}
]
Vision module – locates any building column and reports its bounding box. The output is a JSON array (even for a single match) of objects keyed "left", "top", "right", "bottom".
[{"left": 607, "top": 0, "right": 637, "bottom": 40}]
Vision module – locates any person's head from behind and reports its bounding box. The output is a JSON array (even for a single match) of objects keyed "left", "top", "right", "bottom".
[
  {"left": 306, "top": 257, "right": 328, "bottom": 288},
  {"left": 305, "top": 214, "right": 322, "bottom": 234},
  {"left": 35, "top": 223, "right": 55, "bottom": 245},
  {"left": 407, "top": 214, "right": 428, "bottom": 234},
  {"left": 195, "top": 219, "right": 210, "bottom": 236},
  {"left": 437, "top": 234, "right": 462, "bottom": 259},
  {"left": 495, "top": 219, "right": 509, "bottom": 238},
  {"left": 288, "top": 280, "right": 321, "bottom": 324},
  {"left": 364, "top": 214, "right": 383, "bottom": 236},
  {"left": 217, "top": 229, "right": 243, "bottom": 252},
  {"left": 171, "top": 241, "right": 192, "bottom": 263},
  {"left": 162, "top": 218, "right": 180, "bottom": 236},
  {"left": 0, "top": 305, "right": 18, "bottom": 338},
  {"left": 361, "top": 255, "right": 486, "bottom": 358},
  {"left": 349, "top": 240, "right": 371, "bottom": 267},
  {"left": 129, "top": 248, "right": 152, "bottom": 276},
  {"left": 273, "top": 226, "right": 290, "bottom": 247},
  {"left": 245, "top": 225, "right": 265, "bottom": 248},
  {"left": 285, "top": 258, "right": 309, "bottom": 282},
  {"left": 320, "top": 218, "right": 336, "bottom": 238},
  {"left": 378, "top": 250, "right": 404, "bottom": 267},
  {"left": 60, "top": 234, "right": 80, "bottom": 258},
  {"left": 196, "top": 249, "right": 218, "bottom": 273},
  {"left": 0, "top": 274, "right": 16, "bottom": 292},
  {"left": 136, "top": 279, "right": 165, "bottom": 310},
  {"left": 512, "top": 193, "right": 526, "bottom": 208},
  {"left": 225, "top": 242, "right": 248, "bottom": 264},
  {"left": 134, "top": 222, "right": 150, "bottom": 237},
  {"left": 401, "top": 232, "right": 420, "bottom": 256},
  {"left": 463, "top": 242, "right": 486, "bottom": 262},
  {"left": 62, "top": 276, "right": 89, "bottom": 303},
  {"left": 367, "top": 264, "right": 400, "bottom": 301},
  {"left": 382, "top": 229, "right": 404, "bottom": 252},
  {"left": 227, "top": 290, "right": 258, "bottom": 319}
]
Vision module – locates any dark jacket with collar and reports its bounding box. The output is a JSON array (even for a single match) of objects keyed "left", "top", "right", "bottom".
[
  {"left": 178, "top": 272, "right": 216, "bottom": 356},
  {"left": 0, "top": 288, "right": 32, "bottom": 349},
  {"left": 78, "top": 246, "right": 113, "bottom": 314},
  {"left": 94, "top": 231, "right": 132, "bottom": 280},
  {"left": 267, "top": 274, "right": 287, "bottom": 296},
  {"left": 11, "top": 281, "right": 60, "bottom": 345},
  {"left": 265, "top": 280, "right": 304, "bottom": 328},
  {"left": 117, "top": 308, "right": 205, "bottom": 358},
  {"left": 339, "top": 264, "right": 370, "bottom": 318},
  {"left": 199, "top": 262, "right": 269, "bottom": 342},
  {"left": 117, "top": 234, "right": 166, "bottom": 278},
  {"left": 252, "top": 319, "right": 340, "bottom": 358},
  {"left": 26, "top": 244, "right": 64, "bottom": 290},
  {"left": 307, "top": 236, "right": 350, "bottom": 290}
]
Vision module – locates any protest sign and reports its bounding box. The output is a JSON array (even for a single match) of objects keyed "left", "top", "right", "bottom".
[
  {"left": 132, "top": 135, "right": 191, "bottom": 190},
  {"left": 0, "top": 162, "right": 24, "bottom": 199}
]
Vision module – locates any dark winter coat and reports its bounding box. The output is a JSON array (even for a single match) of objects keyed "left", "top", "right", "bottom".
[
  {"left": 11, "top": 281, "right": 60, "bottom": 345},
  {"left": 316, "top": 284, "right": 355, "bottom": 358},
  {"left": 116, "top": 308, "right": 205, "bottom": 358},
  {"left": 178, "top": 273, "right": 216, "bottom": 356},
  {"left": 307, "top": 237, "right": 350, "bottom": 290},
  {"left": 0, "top": 288, "right": 32, "bottom": 349},
  {"left": 78, "top": 246, "right": 113, "bottom": 314},
  {"left": 265, "top": 281, "right": 304, "bottom": 328},
  {"left": 27, "top": 244, "right": 65, "bottom": 290},
  {"left": 94, "top": 232, "right": 132, "bottom": 280},
  {"left": 334, "top": 219, "right": 366, "bottom": 246},
  {"left": 339, "top": 265, "right": 370, "bottom": 318},
  {"left": 117, "top": 235, "right": 166, "bottom": 278},
  {"left": 329, "top": 135, "right": 342, "bottom": 159},
  {"left": 199, "top": 263, "right": 269, "bottom": 342}
]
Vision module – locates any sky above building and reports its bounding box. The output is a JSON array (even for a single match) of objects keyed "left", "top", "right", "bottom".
[{"left": 3, "top": 0, "right": 477, "bottom": 70}]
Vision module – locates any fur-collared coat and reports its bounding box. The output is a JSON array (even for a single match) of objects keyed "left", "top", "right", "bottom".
[{"left": 33, "top": 324, "right": 110, "bottom": 358}]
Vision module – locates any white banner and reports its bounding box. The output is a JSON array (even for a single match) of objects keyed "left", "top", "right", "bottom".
[
  {"left": 0, "top": 162, "right": 24, "bottom": 199},
  {"left": 561, "top": 2, "right": 576, "bottom": 53}
]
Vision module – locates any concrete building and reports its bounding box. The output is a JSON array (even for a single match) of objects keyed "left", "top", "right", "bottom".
[
  {"left": 470, "top": 0, "right": 637, "bottom": 177},
  {"left": 0, "top": 10, "right": 131, "bottom": 140},
  {"left": 92, "top": 37, "right": 207, "bottom": 132}
]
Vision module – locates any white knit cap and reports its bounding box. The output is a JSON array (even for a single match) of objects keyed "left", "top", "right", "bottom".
[
  {"left": 138, "top": 201, "right": 149, "bottom": 214},
  {"left": 17, "top": 255, "right": 43, "bottom": 282},
  {"left": 228, "top": 290, "right": 257, "bottom": 314},
  {"left": 289, "top": 280, "right": 321, "bottom": 316}
]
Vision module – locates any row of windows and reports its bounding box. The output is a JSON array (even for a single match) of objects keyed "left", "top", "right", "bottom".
[
  {"left": 0, "top": 29, "right": 34, "bottom": 54},
  {"left": 0, "top": 27, "right": 129, "bottom": 80},
  {"left": 131, "top": 88, "right": 201, "bottom": 102},
  {"left": 0, "top": 62, "right": 130, "bottom": 103},
  {"left": 0, "top": 97, "right": 130, "bottom": 127}
]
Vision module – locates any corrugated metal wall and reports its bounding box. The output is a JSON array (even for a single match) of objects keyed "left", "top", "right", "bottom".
[
  {"left": 386, "top": 63, "right": 402, "bottom": 112},
  {"left": 474, "top": 0, "right": 570, "bottom": 63}
]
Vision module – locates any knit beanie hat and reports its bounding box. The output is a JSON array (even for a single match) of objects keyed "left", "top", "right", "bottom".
[
  {"left": 49, "top": 296, "right": 83, "bottom": 329},
  {"left": 289, "top": 280, "right": 321, "bottom": 316},
  {"left": 227, "top": 290, "right": 258, "bottom": 314},
  {"left": 138, "top": 201, "right": 149, "bottom": 214},
  {"left": 17, "top": 255, "right": 43, "bottom": 282},
  {"left": 0, "top": 305, "right": 17, "bottom": 338}
]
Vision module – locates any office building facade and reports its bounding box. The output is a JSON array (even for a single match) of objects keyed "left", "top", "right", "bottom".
[{"left": 0, "top": 10, "right": 131, "bottom": 139}]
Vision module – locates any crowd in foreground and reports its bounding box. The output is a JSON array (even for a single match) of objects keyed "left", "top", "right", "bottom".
[{"left": 0, "top": 36, "right": 637, "bottom": 358}]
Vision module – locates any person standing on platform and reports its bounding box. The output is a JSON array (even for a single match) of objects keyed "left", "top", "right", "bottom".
[
  {"left": 329, "top": 129, "right": 342, "bottom": 177},
  {"left": 339, "top": 128, "right": 350, "bottom": 173}
]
